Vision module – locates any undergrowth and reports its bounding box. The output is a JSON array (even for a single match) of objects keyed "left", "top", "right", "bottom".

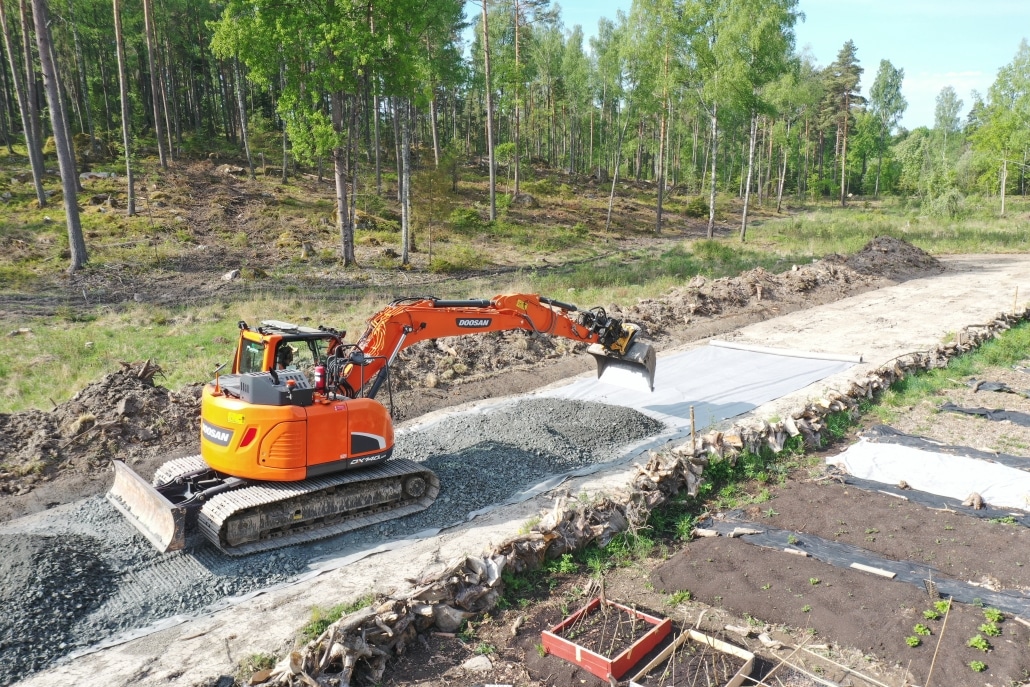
[
  {"left": 301, "top": 593, "right": 376, "bottom": 641},
  {"left": 866, "top": 320, "right": 1030, "bottom": 424}
]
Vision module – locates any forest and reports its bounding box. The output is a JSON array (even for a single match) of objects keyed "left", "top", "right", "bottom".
[{"left": 1, "top": 0, "right": 1029, "bottom": 274}]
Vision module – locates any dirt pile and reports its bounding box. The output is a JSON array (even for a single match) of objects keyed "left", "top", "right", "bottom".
[
  {"left": 837, "top": 235, "right": 943, "bottom": 281},
  {"left": 385, "top": 237, "right": 942, "bottom": 390},
  {"left": 0, "top": 533, "right": 113, "bottom": 683},
  {"left": 0, "top": 362, "right": 200, "bottom": 499}
]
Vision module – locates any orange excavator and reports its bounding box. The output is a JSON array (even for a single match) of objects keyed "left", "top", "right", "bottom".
[{"left": 108, "top": 294, "right": 656, "bottom": 555}]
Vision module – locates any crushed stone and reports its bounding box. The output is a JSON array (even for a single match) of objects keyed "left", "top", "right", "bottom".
[{"left": 0, "top": 397, "right": 663, "bottom": 686}]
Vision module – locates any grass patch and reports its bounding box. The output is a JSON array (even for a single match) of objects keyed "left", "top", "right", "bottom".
[
  {"left": 754, "top": 197, "right": 1030, "bottom": 256},
  {"left": 862, "top": 320, "right": 1030, "bottom": 425},
  {"left": 301, "top": 593, "right": 376, "bottom": 641}
]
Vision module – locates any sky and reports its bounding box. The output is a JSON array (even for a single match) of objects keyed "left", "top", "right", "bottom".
[{"left": 541, "top": 0, "right": 1030, "bottom": 129}]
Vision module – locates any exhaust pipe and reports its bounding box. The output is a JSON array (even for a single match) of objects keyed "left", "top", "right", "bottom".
[
  {"left": 107, "top": 461, "right": 187, "bottom": 553},
  {"left": 589, "top": 340, "right": 657, "bottom": 393}
]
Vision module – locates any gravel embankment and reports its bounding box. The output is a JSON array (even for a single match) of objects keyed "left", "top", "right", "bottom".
[{"left": 0, "top": 398, "right": 663, "bottom": 686}]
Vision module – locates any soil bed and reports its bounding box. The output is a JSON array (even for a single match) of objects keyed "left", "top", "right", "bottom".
[
  {"left": 651, "top": 536, "right": 1030, "bottom": 687},
  {"left": 743, "top": 480, "right": 1030, "bottom": 592},
  {"left": 631, "top": 633, "right": 748, "bottom": 687},
  {"left": 555, "top": 601, "right": 656, "bottom": 657}
]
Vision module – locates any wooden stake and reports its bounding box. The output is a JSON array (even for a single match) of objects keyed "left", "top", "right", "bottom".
[
  {"left": 690, "top": 405, "right": 696, "bottom": 451},
  {"left": 924, "top": 597, "right": 952, "bottom": 687}
]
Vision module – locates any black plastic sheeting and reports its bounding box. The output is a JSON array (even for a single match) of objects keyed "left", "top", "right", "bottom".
[
  {"left": 969, "top": 379, "right": 1030, "bottom": 398},
  {"left": 829, "top": 468, "right": 1030, "bottom": 528},
  {"left": 939, "top": 402, "right": 1030, "bottom": 427},
  {"left": 860, "top": 425, "right": 1030, "bottom": 472},
  {"left": 706, "top": 517, "right": 1030, "bottom": 617}
]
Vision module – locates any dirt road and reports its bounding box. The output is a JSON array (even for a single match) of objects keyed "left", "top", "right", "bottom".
[{"left": 13, "top": 253, "right": 1030, "bottom": 687}]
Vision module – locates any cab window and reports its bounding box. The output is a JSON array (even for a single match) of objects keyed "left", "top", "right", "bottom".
[{"left": 239, "top": 340, "right": 265, "bottom": 374}]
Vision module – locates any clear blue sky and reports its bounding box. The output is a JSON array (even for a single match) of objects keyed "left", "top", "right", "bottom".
[{"left": 542, "top": 0, "right": 1030, "bottom": 129}]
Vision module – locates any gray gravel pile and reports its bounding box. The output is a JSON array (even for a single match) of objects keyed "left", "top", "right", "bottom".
[
  {"left": 0, "top": 398, "right": 663, "bottom": 685},
  {"left": 0, "top": 534, "right": 113, "bottom": 681}
]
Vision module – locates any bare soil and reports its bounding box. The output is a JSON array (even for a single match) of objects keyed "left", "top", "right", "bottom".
[
  {"left": 742, "top": 481, "right": 1030, "bottom": 593},
  {"left": 631, "top": 635, "right": 748, "bottom": 687},
  {"left": 0, "top": 236, "right": 930, "bottom": 524},
  {"left": 11, "top": 236, "right": 1010, "bottom": 687}
]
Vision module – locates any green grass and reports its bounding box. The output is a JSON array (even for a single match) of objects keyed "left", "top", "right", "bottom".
[
  {"left": 0, "top": 295, "right": 387, "bottom": 413},
  {"left": 754, "top": 197, "right": 1030, "bottom": 256},
  {"left": 301, "top": 593, "right": 376, "bottom": 641},
  {"left": 864, "top": 320, "right": 1030, "bottom": 424}
]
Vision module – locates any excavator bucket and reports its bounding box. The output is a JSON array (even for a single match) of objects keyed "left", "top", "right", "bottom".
[
  {"left": 107, "top": 461, "right": 187, "bottom": 553},
  {"left": 589, "top": 340, "right": 657, "bottom": 393}
]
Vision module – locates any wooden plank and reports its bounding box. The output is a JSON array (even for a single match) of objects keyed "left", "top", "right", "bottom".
[{"left": 850, "top": 562, "right": 896, "bottom": 579}]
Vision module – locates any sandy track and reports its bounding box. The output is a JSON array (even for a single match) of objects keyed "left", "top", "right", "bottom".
[{"left": 14, "top": 254, "right": 1030, "bottom": 687}]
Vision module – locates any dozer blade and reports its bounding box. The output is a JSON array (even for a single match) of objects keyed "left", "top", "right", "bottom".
[
  {"left": 589, "top": 340, "right": 657, "bottom": 393},
  {"left": 107, "top": 460, "right": 187, "bottom": 553}
]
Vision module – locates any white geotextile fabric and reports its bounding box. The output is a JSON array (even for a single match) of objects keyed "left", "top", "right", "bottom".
[
  {"left": 830, "top": 440, "right": 1030, "bottom": 511},
  {"left": 537, "top": 342, "right": 856, "bottom": 437}
]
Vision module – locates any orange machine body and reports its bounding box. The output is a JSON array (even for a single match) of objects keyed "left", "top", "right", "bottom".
[
  {"left": 201, "top": 387, "right": 394, "bottom": 482},
  {"left": 198, "top": 294, "right": 646, "bottom": 483}
]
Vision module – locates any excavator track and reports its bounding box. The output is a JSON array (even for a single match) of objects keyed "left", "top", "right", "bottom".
[
  {"left": 153, "top": 455, "right": 209, "bottom": 485},
  {"left": 197, "top": 459, "right": 440, "bottom": 556}
]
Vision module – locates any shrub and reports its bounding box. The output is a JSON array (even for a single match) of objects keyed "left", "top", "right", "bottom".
[
  {"left": 448, "top": 207, "right": 486, "bottom": 233},
  {"left": 684, "top": 195, "right": 709, "bottom": 218},
  {"left": 429, "top": 245, "right": 485, "bottom": 273}
]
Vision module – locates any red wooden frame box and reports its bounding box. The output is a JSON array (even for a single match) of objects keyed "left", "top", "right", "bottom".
[{"left": 541, "top": 598, "right": 672, "bottom": 680}]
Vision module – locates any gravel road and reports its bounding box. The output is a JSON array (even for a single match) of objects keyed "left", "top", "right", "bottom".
[{"left": 0, "top": 397, "right": 662, "bottom": 686}]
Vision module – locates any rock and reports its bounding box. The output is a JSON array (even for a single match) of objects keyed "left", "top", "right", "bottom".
[
  {"left": 460, "top": 655, "right": 492, "bottom": 673},
  {"left": 216, "top": 164, "right": 245, "bottom": 176},
  {"left": 511, "top": 193, "right": 538, "bottom": 208},
  {"left": 433, "top": 604, "right": 471, "bottom": 632},
  {"left": 1, "top": 191, "right": 10, "bottom": 201},
  {"left": 136, "top": 427, "right": 155, "bottom": 441},
  {"left": 222, "top": 269, "right": 241, "bottom": 281},
  {"left": 88, "top": 194, "right": 109, "bottom": 205},
  {"left": 84, "top": 341, "right": 94, "bottom": 349},
  {"left": 116, "top": 397, "right": 139, "bottom": 416},
  {"left": 963, "top": 492, "right": 985, "bottom": 510}
]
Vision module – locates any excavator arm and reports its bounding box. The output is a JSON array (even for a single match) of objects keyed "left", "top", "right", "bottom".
[{"left": 328, "top": 294, "right": 656, "bottom": 396}]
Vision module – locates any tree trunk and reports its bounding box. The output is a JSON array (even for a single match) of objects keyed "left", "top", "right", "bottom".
[
  {"left": 605, "top": 111, "right": 630, "bottom": 233},
  {"left": 373, "top": 92, "right": 381, "bottom": 195},
  {"left": 481, "top": 0, "right": 496, "bottom": 220},
  {"left": 0, "top": 0, "right": 44, "bottom": 204},
  {"left": 142, "top": 0, "right": 166, "bottom": 168},
  {"left": 17, "top": 0, "right": 47, "bottom": 205},
  {"left": 67, "top": 0, "right": 97, "bottom": 156},
  {"left": 392, "top": 97, "right": 401, "bottom": 201},
  {"left": 839, "top": 94, "right": 849, "bottom": 207},
  {"left": 1001, "top": 157, "right": 1007, "bottom": 217},
  {"left": 429, "top": 92, "right": 440, "bottom": 168},
  {"left": 112, "top": 0, "right": 135, "bottom": 215},
  {"left": 740, "top": 113, "right": 757, "bottom": 242},
  {"left": 707, "top": 103, "right": 718, "bottom": 238},
  {"left": 32, "top": 0, "right": 85, "bottom": 271},
  {"left": 655, "top": 106, "right": 666, "bottom": 234},
  {"left": 331, "top": 92, "right": 354, "bottom": 266},
  {"left": 400, "top": 98, "right": 411, "bottom": 265},
  {"left": 776, "top": 120, "right": 790, "bottom": 214},
  {"left": 234, "top": 59, "right": 255, "bottom": 179}
]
